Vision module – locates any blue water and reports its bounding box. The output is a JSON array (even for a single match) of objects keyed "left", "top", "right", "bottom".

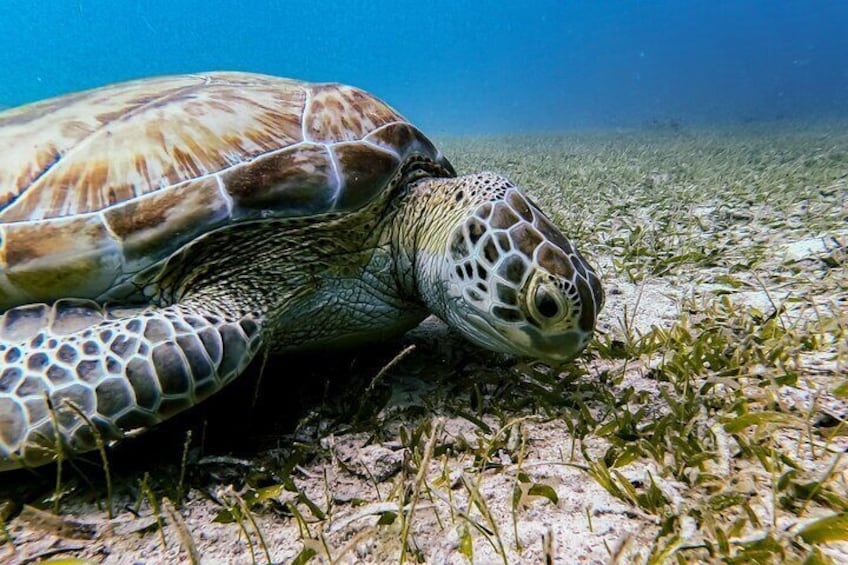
[{"left": 1, "top": 1, "right": 846, "bottom": 134}]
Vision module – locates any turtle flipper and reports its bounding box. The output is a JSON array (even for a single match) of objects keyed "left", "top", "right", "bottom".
[{"left": 0, "top": 300, "right": 262, "bottom": 470}]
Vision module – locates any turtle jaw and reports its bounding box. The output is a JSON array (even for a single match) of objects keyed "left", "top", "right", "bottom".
[{"left": 454, "top": 309, "right": 590, "bottom": 364}]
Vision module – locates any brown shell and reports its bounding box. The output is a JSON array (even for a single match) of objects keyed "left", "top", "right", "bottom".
[{"left": 0, "top": 72, "right": 454, "bottom": 309}]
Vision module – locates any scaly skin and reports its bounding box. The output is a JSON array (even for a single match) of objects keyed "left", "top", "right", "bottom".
[
  {"left": 0, "top": 299, "right": 261, "bottom": 470},
  {"left": 396, "top": 173, "right": 604, "bottom": 361},
  {"left": 0, "top": 172, "right": 602, "bottom": 470}
]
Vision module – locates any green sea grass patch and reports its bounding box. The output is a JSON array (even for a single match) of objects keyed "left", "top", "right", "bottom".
[{"left": 2, "top": 124, "right": 846, "bottom": 564}]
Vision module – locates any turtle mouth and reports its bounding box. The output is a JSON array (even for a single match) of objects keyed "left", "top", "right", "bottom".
[
  {"left": 464, "top": 312, "right": 587, "bottom": 364},
  {"left": 465, "top": 313, "right": 524, "bottom": 354}
]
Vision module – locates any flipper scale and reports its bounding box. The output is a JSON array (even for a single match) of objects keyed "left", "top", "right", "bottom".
[{"left": 0, "top": 300, "right": 261, "bottom": 470}]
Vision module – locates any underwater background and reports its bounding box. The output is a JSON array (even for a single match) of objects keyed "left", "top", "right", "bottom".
[
  {"left": 1, "top": 4, "right": 848, "bottom": 563},
  {"left": 1, "top": 1, "right": 847, "bottom": 135}
]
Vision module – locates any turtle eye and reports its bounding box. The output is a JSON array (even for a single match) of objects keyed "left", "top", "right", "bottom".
[{"left": 534, "top": 286, "right": 560, "bottom": 319}]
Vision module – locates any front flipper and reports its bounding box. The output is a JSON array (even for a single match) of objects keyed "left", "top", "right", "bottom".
[{"left": 0, "top": 299, "right": 262, "bottom": 471}]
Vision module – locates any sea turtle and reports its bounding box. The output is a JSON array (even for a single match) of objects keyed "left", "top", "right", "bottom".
[{"left": 0, "top": 72, "right": 603, "bottom": 470}]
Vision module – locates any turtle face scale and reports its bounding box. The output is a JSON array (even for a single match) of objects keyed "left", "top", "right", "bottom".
[{"left": 441, "top": 178, "right": 604, "bottom": 363}]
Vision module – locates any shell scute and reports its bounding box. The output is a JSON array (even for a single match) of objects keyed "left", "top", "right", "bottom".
[
  {"left": 305, "top": 84, "right": 403, "bottom": 143},
  {"left": 103, "top": 176, "right": 231, "bottom": 269},
  {"left": 0, "top": 74, "right": 307, "bottom": 222},
  {"left": 223, "top": 143, "right": 337, "bottom": 217},
  {"left": 332, "top": 143, "right": 401, "bottom": 211},
  {"left": 1, "top": 216, "right": 121, "bottom": 307},
  {"left": 366, "top": 122, "right": 434, "bottom": 158},
  {"left": 365, "top": 122, "right": 455, "bottom": 176},
  {"left": 0, "top": 72, "right": 454, "bottom": 310}
]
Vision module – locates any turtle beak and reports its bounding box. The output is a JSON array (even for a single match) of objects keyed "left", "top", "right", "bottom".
[
  {"left": 521, "top": 326, "right": 588, "bottom": 363},
  {"left": 463, "top": 312, "right": 587, "bottom": 363}
]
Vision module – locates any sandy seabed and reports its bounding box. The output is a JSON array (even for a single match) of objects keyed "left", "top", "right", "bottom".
[{"left": 2, "top": 123, "right": 847, "bottom": 564}]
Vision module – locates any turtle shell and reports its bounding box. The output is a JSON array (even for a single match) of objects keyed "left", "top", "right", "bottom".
[{"left": 0, "top": 72, "right": 454, "bottom": 309}]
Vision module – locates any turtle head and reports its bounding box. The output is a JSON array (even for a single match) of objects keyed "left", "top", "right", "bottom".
[{"left": 433, "top": 173, "right": 604, "bottom": 363}]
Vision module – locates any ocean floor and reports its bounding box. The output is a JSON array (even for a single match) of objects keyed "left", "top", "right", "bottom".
[{"left": 1, "top": 123, "right": 847, "bottom": 564}]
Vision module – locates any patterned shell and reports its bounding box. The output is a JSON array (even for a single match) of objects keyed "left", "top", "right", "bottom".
[{"left": 0, "top": 72, "right": 453, "bottom": 310}]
